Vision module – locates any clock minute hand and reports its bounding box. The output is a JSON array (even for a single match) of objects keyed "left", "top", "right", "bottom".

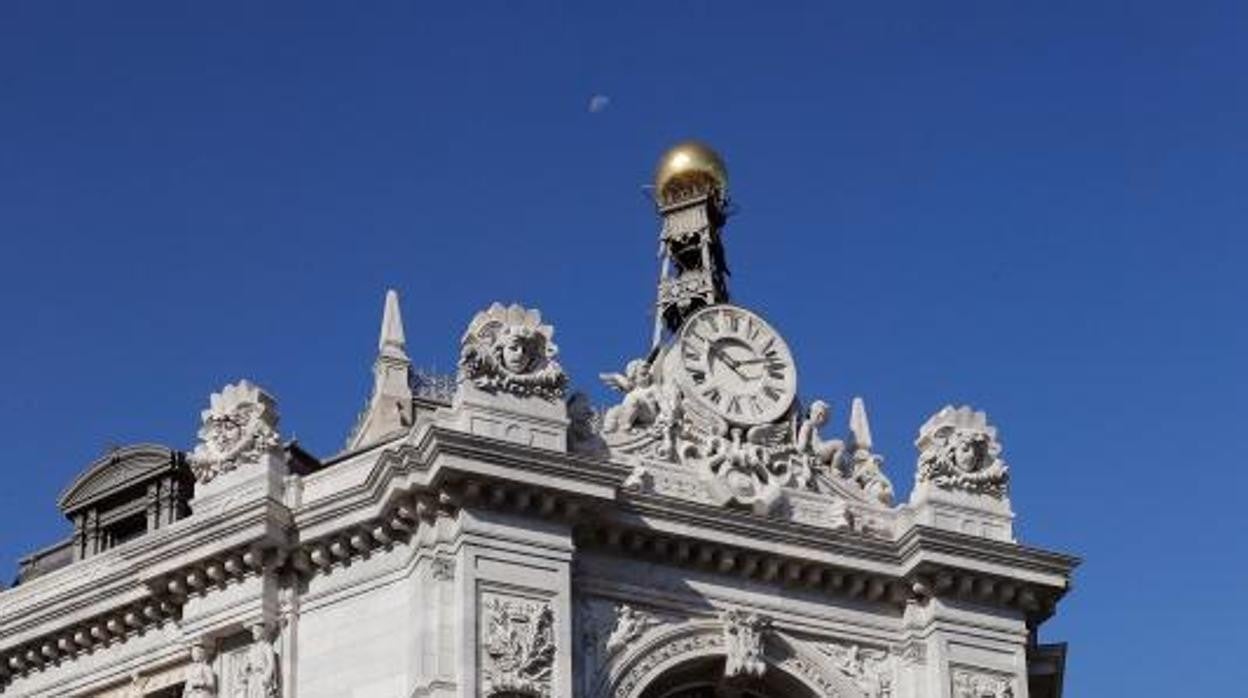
[
  {"left": 735, "top": 358, "right": 771, "bottom": 366},
  {"left": 709, "top": 345, "right": 747, "bottom": 378}
]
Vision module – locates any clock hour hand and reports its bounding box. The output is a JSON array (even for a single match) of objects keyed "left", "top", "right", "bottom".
[{"left": 708, "top": 344, "right": 747, "bottom": 378}]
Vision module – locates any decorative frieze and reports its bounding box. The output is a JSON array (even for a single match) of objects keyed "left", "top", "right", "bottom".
[{"left": 613, "top": 628, "right": 723, "bottom": 698}]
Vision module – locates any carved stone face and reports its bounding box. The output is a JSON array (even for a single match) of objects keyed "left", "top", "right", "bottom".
[
  {"left": 498, "top": 328, "right": 537, "bottom": 374},
  {"left": 951, "top": 432, "right": 983, "bottom": 472},
  {"left": 810, "top": 401, "right": 829, "bottom": 426},
  {"left": 631, "top": 361, "right": 654, "bottom": 388},
  {"left": 208, "top": 414, "right": 243, "bottom": 454}
]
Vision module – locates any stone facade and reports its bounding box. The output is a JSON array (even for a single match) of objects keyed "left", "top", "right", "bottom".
[{"left": 0, "top": 143, "right": 1077, "bottom": 698}]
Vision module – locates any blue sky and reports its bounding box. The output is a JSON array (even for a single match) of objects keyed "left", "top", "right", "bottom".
[{"left": 1, "top": 2, "right": 1244, "bottom": 694}]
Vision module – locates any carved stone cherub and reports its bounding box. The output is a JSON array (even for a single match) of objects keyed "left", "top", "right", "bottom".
[
  {"left": 795, "top": 400, "right": 846, "bottom": 471},
  {"left": 599, "top": 359, "right": 662, "bottom": 434}
]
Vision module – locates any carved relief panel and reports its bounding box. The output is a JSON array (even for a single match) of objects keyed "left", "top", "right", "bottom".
[{"left": 480, "top": 592, "right": 556, "bottom": 698}]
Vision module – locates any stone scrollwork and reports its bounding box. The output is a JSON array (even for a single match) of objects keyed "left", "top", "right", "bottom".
[
  {"left": 915, "top": 406, "right": 1009, "bottom": 498},
  {"left": 605, "top": 604, "right": 663, "bottom": 657},
  {"left": 459, "top": 303, "right": 568, "bottom": 401},
  {"left": 692, "top": 422, "right": 790, "bottom": 514},
  {"left": 952, "top": 667, "right": 1015, "bottom": 698},
  {"left": 482, "top": 595, "right": 556, "bottom": 697},
  {"left": 821, "top": 642, "right": 894, "bottom": 698},
  {"left": 188, "top": 380, "right": 282, "bottom": 485},
  {"left": 721, "top": 609, "right": 770, "bottom": 679}
]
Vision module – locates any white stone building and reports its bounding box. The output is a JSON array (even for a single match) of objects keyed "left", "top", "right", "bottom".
[{"left": 0, "top": 143, "right": 1076, "bottom": 698}]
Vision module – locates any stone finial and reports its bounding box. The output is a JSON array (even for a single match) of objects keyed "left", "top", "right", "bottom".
[
  {"left": 915, "top": 405, "right": 1009, "bottom": 499},
  {"left": 188, "top": 380, "right": 281, "bottom": 485},
  {"left": 347, "top": 289, "right": 415, "bottom": 450},
  {"left": 458, "top": 303, "right": 567, "bottom": 401},
  {"left": 849, "top": 397, "right": 872, "bottom": 452},
  {"left": 379, "top": 289, "right": 407, "bottom": 359},
  {"left": 848, "top": 398, "right": 894, "bottom": 505}
]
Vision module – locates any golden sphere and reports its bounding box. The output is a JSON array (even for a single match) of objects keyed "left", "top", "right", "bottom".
[{"left": 654, "top": 141, "right": 728, "bottom": 200}]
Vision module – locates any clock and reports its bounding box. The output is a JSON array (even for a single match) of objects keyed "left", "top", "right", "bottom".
[{"left": 674, "top": 304, "right": 797, "bottom": 425}]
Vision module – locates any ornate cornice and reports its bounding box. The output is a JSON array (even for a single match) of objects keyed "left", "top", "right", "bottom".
[{"left": 0, "top": 425, "right": 1077, "bottom": 693}]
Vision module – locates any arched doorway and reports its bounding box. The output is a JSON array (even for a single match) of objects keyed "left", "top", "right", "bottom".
[{"left": 638, "top": 655, "right": 819, "bottom": 698}]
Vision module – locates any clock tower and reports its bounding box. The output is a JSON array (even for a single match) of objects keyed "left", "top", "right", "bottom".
[{"left": 650, "top": 141, "right": 732, "bottom": 350}]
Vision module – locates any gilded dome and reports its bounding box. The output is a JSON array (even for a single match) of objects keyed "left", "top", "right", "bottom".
[{"left": 654, "top": 141, "right": 728, "bottom": 201}]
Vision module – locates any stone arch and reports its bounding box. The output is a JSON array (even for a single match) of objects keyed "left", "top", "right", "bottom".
[{"left": 597, "top": 621, "right": 865, "bottom": 698}]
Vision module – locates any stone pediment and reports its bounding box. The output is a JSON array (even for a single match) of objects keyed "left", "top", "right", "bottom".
[{"left": 57, "top": 444, "right": 180, "bottom": 515}]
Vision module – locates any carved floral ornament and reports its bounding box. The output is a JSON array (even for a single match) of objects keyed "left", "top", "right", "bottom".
[
  {"left": 188, "top": 380, "right": 282, "bottom": 485},
  {"left": 482, "top": 595, "right": 556, "bottom": 697},
  {"left": 915, "top": 406, "right": 1010, "bottom": 499},
  {"left": 952, "top": 667, "right": 1015, "bottom": 698},
  {"left": 459, "top": 303, "right": 568, "bottom": 401}
]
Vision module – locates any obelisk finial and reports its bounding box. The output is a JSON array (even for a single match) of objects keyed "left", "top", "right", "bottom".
[
  {"left": 347, "top": 289, "right": 415, "bottom": 450},
  {"left": 379, "top": 288, "right": 408, "bottom": 359},
  {"left": 850, "top": 397, "right": 872, "bottom": 453}
]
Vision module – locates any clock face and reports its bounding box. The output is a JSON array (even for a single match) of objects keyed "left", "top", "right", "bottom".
[{"left": 675, "top": 304, "right": 797, "bottom": 425}]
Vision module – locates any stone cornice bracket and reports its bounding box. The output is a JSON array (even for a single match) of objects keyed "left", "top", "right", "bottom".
[
  {"left": 148, "top": 544, "right": 274, "bottom": 601},
  {"left": 573, "top": 522, "right": 908, "bottom": 608},
  {"left": 0, "top": 594, "right": 182, "bottom": 689},
  {"left": 911, "top": 567, "right": 1066, "bottom": 625}
]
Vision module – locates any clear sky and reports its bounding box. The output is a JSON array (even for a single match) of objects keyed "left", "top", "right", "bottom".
[{"left": 1, "top": 2, "right": 1244, "bottom": 694}]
